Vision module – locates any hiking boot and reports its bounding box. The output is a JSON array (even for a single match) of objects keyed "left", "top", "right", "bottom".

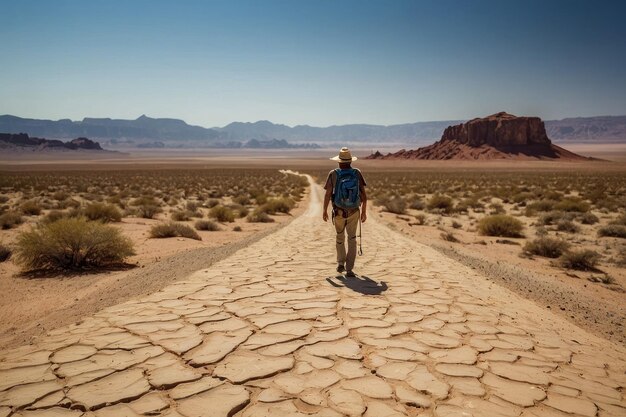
[
  {"left": 346, "top": 270, "right": 356, "bottom": 278},
  {"left": 336, "top": 264, "right": 345, "bottom": 273}
]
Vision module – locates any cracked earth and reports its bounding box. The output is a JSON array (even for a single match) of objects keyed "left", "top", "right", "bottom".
[{"left": 0, "top": 175, "right": 625, "bottom": 417}]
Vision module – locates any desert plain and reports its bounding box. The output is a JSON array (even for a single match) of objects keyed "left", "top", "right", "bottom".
[{"left": 0, "top": 148, "right": 625, "bottom": 417}]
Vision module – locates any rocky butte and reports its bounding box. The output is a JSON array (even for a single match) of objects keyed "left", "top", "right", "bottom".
[
  {"left": 368, "top": 112, "right": 592, "bottom": 160},
  {"left": 0, "top": 133, "right": 104, "bottom": 151}
]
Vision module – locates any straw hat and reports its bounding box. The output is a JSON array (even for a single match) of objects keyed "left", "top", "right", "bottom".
[{"left": 330, "top": 147, "right": 357, "bottom": 162}]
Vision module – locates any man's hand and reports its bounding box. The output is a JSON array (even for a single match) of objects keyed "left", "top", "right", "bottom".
[
  {"left": 360, "top": 210, "right": 367, "bottom": 223},
  {"left": 323, "top": 211, "right": 329, "bottom": 222}
]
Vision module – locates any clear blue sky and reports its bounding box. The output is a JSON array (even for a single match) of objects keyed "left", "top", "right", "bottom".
[{"left": 1, "top": 0, "right": 625, "bottom": 127}]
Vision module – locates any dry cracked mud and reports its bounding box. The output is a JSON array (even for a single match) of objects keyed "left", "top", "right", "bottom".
[{"left": 0, "top": 175, "right": 625, "bottom": 417}]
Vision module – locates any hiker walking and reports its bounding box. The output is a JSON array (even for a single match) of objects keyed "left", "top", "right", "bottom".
[{"left": 323, "top": 147, "right": 367, "bottom": 277}]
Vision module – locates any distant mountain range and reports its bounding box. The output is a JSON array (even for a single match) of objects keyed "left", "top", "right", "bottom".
[{"left": 1, "top": 114, "right": 624, "bottom": 148}]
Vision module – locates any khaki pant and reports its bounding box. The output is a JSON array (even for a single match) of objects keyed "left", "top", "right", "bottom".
[{"left": 334, "top": 209, "right": 359, "bottom": 272}]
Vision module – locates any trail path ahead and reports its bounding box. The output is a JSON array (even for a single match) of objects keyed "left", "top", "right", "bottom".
[{"left": 1, "top": 177, "right": 625, "bottom": 417}]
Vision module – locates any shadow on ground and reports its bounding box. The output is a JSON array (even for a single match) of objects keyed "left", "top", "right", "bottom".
[{"left": 326, "top": 275, "right": 388, "bottom": 295}]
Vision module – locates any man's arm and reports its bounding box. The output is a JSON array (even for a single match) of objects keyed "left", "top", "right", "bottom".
[{"left": 323, "top": 186, "right": 332, "bottom": 222}]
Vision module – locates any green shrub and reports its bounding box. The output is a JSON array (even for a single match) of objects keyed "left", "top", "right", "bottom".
[
  {"left": 20, "top": 200, "right": 42, "bottom": 216},
  {"left": 84, "top": 203, "right": 123, "bottom": 223},
  {"left": 598, "top": 225, "right": 626, "bottom": 239},
  {"left": 209, "top": 205, "right": 235, "bottom": 222},
  {"left": 478, "top": 215, "right": 524, "bottom": 237},
  {"left": 15, "top": 218, "right": 134, "bottom": 271},
  {"left": 230, "top": 204, "right": 249, "bottom": 218},
  {"left": 149, "top": 222, "right": 201, "bottom": 240},
  {"left": 194, "top": 220, "right": 220, "bottom": 231},
  {"left": 556, "top": 220, "right": 580, "bottom": 233},
  {"left": 383, "top": 196, "right": 406, "bottom": 214},
  {"left": 263, "top": 198, "right": 295, "bottom": 214},
  {"left": 554, "top": 198, "right": 590, "bottom": 213},
  {"left": 524, "top": 237, "right": 570, "bottom": 258},
  {"left": 427, "top": 195, "right": 454, "bottom": 213},
  {"left": 0, "top": 211, "right": 24, "bottom": 229},
  {"left": 41, "top": 210, "right": 67, "bottom": 224},
  {"left": 560, "top": 249, "right": 600, "bottom": 271},
  {"left": 0, "top": 244, "right": 11, "bottom": 262},
  {"left": 247, "top": 211, "right": 275, "bottom": 223},
  {"left": 525, "top": 199, "right": 558, "bottom": 215}
]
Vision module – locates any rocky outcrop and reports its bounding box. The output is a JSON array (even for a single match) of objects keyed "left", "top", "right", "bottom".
[
  {"left": 367, "top": 112, "right": 592, "bottom": 161},
  {"left": 0, "top": 133, "right": 104, "bottom": 151}
]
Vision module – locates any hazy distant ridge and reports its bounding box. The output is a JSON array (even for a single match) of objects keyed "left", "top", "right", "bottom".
[{"left": 1, "top": 114, "right": 625, "bottom": 146}]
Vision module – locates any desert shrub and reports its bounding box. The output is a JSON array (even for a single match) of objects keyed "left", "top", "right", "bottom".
[
  {"left": 407, "top": 195, "right": 425, "bottom": 210},
  {"left": 233, "top": 195, "right": 250, "bottom": 206},
  {"left": 41, "top": 210, "right": 67, "bottom": 224},
  {"left": 554, "top": 198, "right": 590, "bottom": 213},
  {"left": 186, "top": 201, "right": 201, "bottom": 212},
  {"left": 489, "top": 203, "right": 505, "bottom": 215},
  {"left": 524, "top": 237, "right": 570, "bottom": 258},
  {"left": 560, "top": 249, "right": 600, "bottom": 271},
  {"left": 427, "top": 195, "right": 454, "bottom": 213},
  {"left": 610, "top": 214, "right": 626, "bottom": 226},
  {"left": 247, "top": 211, "right": 275, "bottom": 223},
  {"left": 229, "top": 204, "right": 249, "bottom": 218},
  {"left": 20, "top": 200, "right": 42, "bottom": 216},
  {"left": 0, "top": 211, "right": 24, "bottom": 229},
  {"left": 149, "top": 222, "right": 201, "bottom": 240},
  {"left": 0, "top": 195, "right": 10, "bottom": 204},
  {"left": 15, "top": 218, "right": 134, "bottom": 270},
  {"left": 440, "top": 232, "right": 459, "bottom": 243},
  {"left": 84, "top": 203, "right": 122, "bottom": 223},
  {"left": 538, "top": 211, "right": 573, "bottom": 226},
  {"left": 525, "top": 199, "right": 557, "bottom": 215},
  {"left": 171, "top": 210, "right": 201, "bottom": 221},
  {"left": 578, "top": 212, "right": 599, "bottom": 225},
  {"left": 535, "top": 226, "right": 548, "bottom": 237},
  {"left": 383, "top": 196, "right": 406, "bottom": 214},
  {"left": 258, "top": 198, "right": 295, "bottom": 215},
  {"left": 209, "top": 205, "right": 235, "bottom": 222},
  {"left": 194, "top": 220, "right": 220, "bottom": 231},
  {"left": 478, "top": 215, "right": 524, "bottom": 237},
  {"left": 254, "top": 193, "right": 268, "bottom": 205},
  {"left": 556, "top": 220, "right": 580, "bottom": 233},
  {"left": 137, "top": 204, "right": 162, "bottom": 219},
  {"left": 598, "top": 225, "right": 626, "bottom": 239},
  {"left": 0, "top": 244, "right": 11, "bottom": 262},
  {"left": 58, "top": 198, "right": 81, "bottom": 210},
  {"left": 233, "top": 226, "right": 242, "bottom": 232},
  {"left": 205, "top": 198, "right": 220, "bottom": 208},
  {"left": 451, "top": 220, "right": 462, "bottom": 229},
  {"left": 414, "top": 213, "right": 427, "bottom": 225}
]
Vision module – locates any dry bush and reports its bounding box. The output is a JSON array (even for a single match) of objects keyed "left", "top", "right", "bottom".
[
  {"left": 427, "top": 195, "right": 454, "bottom": 213},
  {"left": 440, "top": 231, "right": 459, "bottom": 243},
  {"left": 149, "top": 222, "right": 201, "bottom": 240},
  {"left": 230, "top": 204, "right": 249, "bottom": 218},
  {"left": 209, "top": 206, "right": 235, "bottom": 222},
  {"left": 171, "top": 210, "right": 201, "bottom": 221},
  {"left": 478, "top": 215, "right": 524, "bottom": 237},
  {"left": 0, "top": 211, "right": 24, "bottom": 229},
  {"left": 15, "top": 218, "right": 134, "bottom": 271},
  {"left": 0, "top": 244, "right": 11, "bottom": 262},
  {"left": 41, "top": 210, "right": 67, "bottom": 224},
  {"left": 233, "top": 195, "right": 250, "bottom": 206},
  {"left": 20, "top": 200, "right": 42, "bottom": 216},
  {"left": 84, "top": 203, "right": 123, "bottom": 223},
  {"left": 598, "top": 225, "right": 626, "bottom": 239},
  {"left": 233, "top": 226, "right": 242, "bottom": 232},
  {"left": 247, "top": 211, "right": 275, "bottom": 223},
  {"left": 205, "top": 198, "right": 220, "bottom": 208},
  {"left": 414, "top": 213, "right": 427, "bottom": 225},
  {"left": 489, "top": 203, "right": 506, "bottom": 215},
  {"left": 383, "top": 196, "right": 406, "bottom": 214},
  {"left": 560, "top": 249, "right": 600, "bottom": 271},
  {"left": 610, "top": 214, "right": 626, "bottom": 226},
  {"left": 525, "top": 199, "right": 558, "bottom": 215},
  {"left": 538, "top": 211, "right": 572, "bottom": 226},
  {"left": 186, "top": 201, "right": 201, "bottom": 211},
  {"left": 194, "top": 220, "right": 220, "bottom": 231},
  {"left": 524, "top": 237, "right": 570, "bottom": 258},
  {"left": 451, "top": 220, "right": 462, "bottom": 229},
  {"left": 407, "top": 195, "right": 425, "bottom": 210},
  {"left": 257, "top": 198, "right": 295, "bottom": 215},
  {"left": 554, "top": 198, "right": 590, "bottom": 213},
  {"left": 0, "top": 195, "right": 10, "bottom": 204},
  {"left": 578, "top": 212, "right": 599, "bottom": 225},
  {"left": 556, "top": 220, "right": 580, "bottom": 233},
  {"left": 137, "top": 204, "right": 162, "bottom": 219}
]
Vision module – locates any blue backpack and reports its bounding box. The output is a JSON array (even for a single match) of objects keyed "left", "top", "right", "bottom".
[{"left": 333, "top": 168, "right": 361, "bottom": 209}]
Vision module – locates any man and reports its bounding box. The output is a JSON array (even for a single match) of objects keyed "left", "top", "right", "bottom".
[{"left": 323, "top": 147, "right": 367, "bottom": 277}]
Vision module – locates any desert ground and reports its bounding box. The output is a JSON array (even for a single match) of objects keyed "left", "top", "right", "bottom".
[{"left": 0, "top": 149, "right": 625, "bottom": 416}]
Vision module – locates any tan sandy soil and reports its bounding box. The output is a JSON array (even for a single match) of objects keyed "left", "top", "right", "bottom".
[{"left": 0, "top": 187, "right": 309, "bottom": 350}]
